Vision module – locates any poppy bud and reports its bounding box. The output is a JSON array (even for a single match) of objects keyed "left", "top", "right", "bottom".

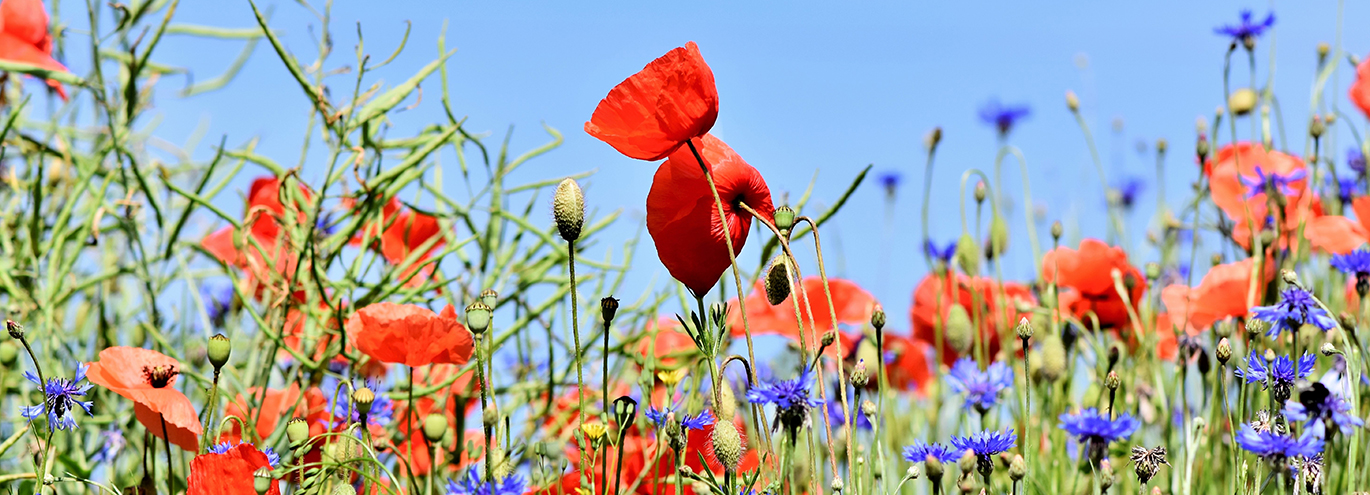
[
  {"left": 6, "top": 319, "right": 23, "bottom": 339},
  {"left": 207, "top": 334, "right": 231, "bottom": 371},
  {"left": 773, "top": 205, "right": 796, "bottom": 232},
  {"left": 286, "top": 418, "right": 310, "bottom": 446},
  {"left": 871, "top": 304, "right": 886, "bottom": 331},
  {"left": 715, "top": 379, "right": 736, "bottom": 421},
  {"left": 422, "top": 413, "right": 448, "bottom": 442},
  {"left": 945, "top": 304, "right": 974, "bottom": 355},
  {"left": 1040, "top": 334, "right": 1067, "bottom": 383},
  {"left": 710, "top": 420, "right": 744, "bottom": 473},
  {"left": 925, "top": 127, "right": 943, "bottom": 150},
  {"left": 988, "top": 216, "right": 1009, "bottom": 257},
  {"left": 553, "top": 178, "right": 585, "bottom": 242},
  {"left": 1050, "top": 221, "right": 1063, "bottom": 241},
  {"left": 0, "top": 341, "right": 16, "bottom": 366},
  {"left": 1015, "top": 316, "right": 1034, "bottom": 341},
  {"left": 1310, "top": 116, "right": 1326, "bottom": 139},
  {"left": 1105, "top": 370, "right": 1120, "bottom": 390},
  {"left": 973, "top": 181, "right": 987, "bottom": 204},
  {"left": 483, "top": 403, "right": 498, "bottom": 427},
  {"left": 764, "top": 256, "right": 795, "bottom": 306},
  {"left": 1228, "top": 88, "right": 1257, "bottom": 116},
  {"left": 1144, "top": 262, "right": 1160, "bottom": 281},
  {"left": 253, "top": 468, "right": 273, "bottom": 495},
  {"left": 1156, "top": 138, "right": 1167, "bottom": 154},
  {"left": 955, "top": 234, "right": 980, "bottom": 275},
  {"left": 1321, "top": 342, "right": 1338, "bottom": 356},
  {"left": 1108, "top": 344, "right": 1121, "bottom": 369},
  {"left": 1216, "top": 338, "right": 1232, "bottom": 365},
  {"left": 465, "top": 301, "right": 492, "bottom": 334},
  {"left": 851, "top": 359, "right": 869, "bottom": 388},
  {"left": 597, "top": 296, "right": 619, "bottom": 326},
  {"left": 353, "top": 387, "right": 375, "bottom": 409},
  {"left": 1009, "top": 454, "right": 1026, "bottom": 481},
  {"left": 1066, "top": 90, "right": 1080, "bottom": 112},
  {"left": 925, "top": 454, "right": 945, "bottom": 480}
]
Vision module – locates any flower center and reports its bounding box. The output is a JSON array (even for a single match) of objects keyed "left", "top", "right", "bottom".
[{"left": 143, "top": 365, "right": 178, "bottom": 388}]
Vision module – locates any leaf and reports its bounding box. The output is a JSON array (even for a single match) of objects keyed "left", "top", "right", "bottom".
[{"left": 351, "top": 49, "right": 457, "bottom": 128}]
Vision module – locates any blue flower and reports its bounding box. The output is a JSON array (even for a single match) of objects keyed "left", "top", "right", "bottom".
[
  {"left": 746, "top": 369, "right": 824, "bottom": 431},
  {"left": 1328, "top": 175, "right": 1358, "bottom": 204},
  {"left": 1234, "top": 350, "right": 1315, "bottom": 388},
  {"left": 1113, "top": 177, "right": 1145, "bottom": 209},
  {"left": 827, "top": 400, "right": 871, "bottom": 431},
  {"left": 902, "top": 440, "right": 960, "bottom": 464},
  {"left": 201, "top": 283, "right": 234, "bottom": 328},
  {"left": 208, "top": 441, "right": 281, "bottom": 468},
  {"left": 322, "top": 379, "right": 395, "bottom": 428},
  {"left": 1058, "top": 408, "right": 1140, "bottom": 445},
  {"left": 1284, "top": 382, "right": 1364, "bottom": 437},
  {"left": 924, "top": 240, "right": 956, "bottom": 264},
  {"left": 951, "top": 429, "right": 1017, "bottom": 475},
  {"left": 263, "top": 447, "right": 281, "bottom": 468},
  {"left": 1349, "top": 148, "right": 1366, "bottom": 174},
  {"left": 1235, "top": 423, "right": 1323, "bottom": 462},
  {"left": 978, "top": 99, "right": 1031, "bottom": 136},
  {"left": 21, "top": 363, "right": 95, "bottom": 431},
  {"left": 91, "top": 427, "right": 126, "bottom": 464},
  {"left": 1249, "top": 288, "right": 1337, "bottom": 337},
  {"left": 878, "top": 171, "right": 902, "bottom": 194},
  {"left": 446, "top": 469, "right": 527, "bottom": 495},
  {"left": 208, "top": 441, "right": 235, "bottom": 454},
  {"left": 1241, "top": 166, "right": 1305, "bottom": 199},
  {"left": 1331, "top": 248, "right": 1370, "bottom": 276},
  {"left": 646, "top": 404, "right": 715, "bottom": 432},
  {"left": 945, "top": 358, "right": 1013, "bottom": 412},
  {"left": 1214, "top": 10, "right": 1276, "bottom": 44}
]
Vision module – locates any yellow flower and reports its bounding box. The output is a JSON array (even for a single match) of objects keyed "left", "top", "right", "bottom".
[
  {"left": 580, "top": 422, "right": 607, "bottom": 441},
  {"left": 656, "top": 368, "right": 688, "bottom": 387}
]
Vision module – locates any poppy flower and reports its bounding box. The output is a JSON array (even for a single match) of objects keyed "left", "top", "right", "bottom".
[
  {"left": 1041, "top": 238, "right": 1146, "bottom": 329},
  {"left": 909, "top": 273, "right": 1036, "bottom": 366},
  {"left": 1204, "top": 143, "right": 1320, "bottom": 250},
  {"left": 1352, "top": 56, "right": 1370, "bottom": 120},
  {"left": 187, "top": 442, "right": 280, "bottom": 495},
  {"left": 201, "top": 177, "right": 311, "bottom": 300},
  {"left": 86, "top": 347, "right": 203, "bottom": 452},
  {"left": 634, "top": 316, "right": 698, "bottom": 368},
  {"left": 1304, "top": 196, "right": 1370, "bottom": 254},
  {"left": 346, "top": 197, "right": 446, "bottom": 289},
  {"left": 345, "top": 302, "right": 473, "bottom": 367},
  {"left": 727, "top": 277, "right": 873, "bottom": 354},
  {"left": 585, "top": 42, "right": 718, "bottom": 161},
  {"left": 646, "top": 134, "right": 774, "bottom": 297},
  {"left": 220, "top": 383, "right": 327, "bottom": 444},
  {"left": 1160, "top": 258, "right": 1274, "bottom": 333},
  {"left": 0, "top": 0, "right": 68, "bottom": 100}
]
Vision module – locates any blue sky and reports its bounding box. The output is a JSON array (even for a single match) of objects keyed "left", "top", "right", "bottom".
[{"left": 51, "top": 1, "right": 1370, "bottom": 331}]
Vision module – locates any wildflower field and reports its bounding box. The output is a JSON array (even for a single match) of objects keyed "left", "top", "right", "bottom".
[{"left": 2, "top": 1, "right": 1370, "bottom": 495}]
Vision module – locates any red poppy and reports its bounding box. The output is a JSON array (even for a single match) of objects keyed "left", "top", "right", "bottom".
[
  {"left": 646, "top": 133, "right": 774, "bottom": 297},
  {"left": 1160, "top": 258, "right": 1273, "bottom": 333},
  {"left": 86, "top": 347, "right": 203, "bottom": 452},
  {"left": 1203, "top": 143, "right": 1309, "bottom": 221},
  {"left": 1041, "top": 238, "right": 1146, "bottom": 329},
  {"left": 879, "top": 333, "right": 934, "bottom": 392},
  {"left": 201, "top": 177, "right": 311, "bottom": 300},
  {"left": 187, "top": 443, "right": 280, "bottom": 495},
  {"left": 220, "top": 384, "right": 328, "bottom": 444},
  {"left": 346, "top": 197, "right": 446, "bottom": 289},
  {"left": 909, "top": 273, "right": 1036, "bottom": 366},
  {"left": 1351, "top": 55, "right": 1370, "bottom": 119},
  {"left": 634, "top": 316, "right": 698, "bottom": 368},
  {"left": 1304, "top": 196, "right": 1370, "bottom": 254},
  {"left": 585, "top": 42, "right": 718, "bottom": 161},
  {"left": 345, "top": 302, "right": 473, "bottom": 367},
  {"left": 0, "top": 0, "right": 68, "bottom": 100},
  {"left": 540, "top": 417, "right": 761, "bottom": 495},
  {"left": 726, "top": 277, "right": 870, "bottom": 355}
]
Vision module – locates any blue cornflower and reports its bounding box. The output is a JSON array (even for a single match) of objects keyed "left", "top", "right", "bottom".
[
  {"left": 208, "top": 441, "right": 281, "bottom": 467},
  {"left": 201, "top": 283, "right": 234, "bottom": 328},
  {"left": 945, "top": 358, "right": 1013, "bottom": 413},
  {"left": 746, "top": 369, "right": 824, "bottom": 432},
  {"left": 902, "top": 440, "right": 960, "bottom": 464},
  {"left": 208, "top": 441, "right": 235, "bottom": 454},
  {"left": 1249, "top": 288, "right": 1337, "bottom": 337},
  {"left": 446, "top": 469, "right": 527, "bottom": 495},
  {"left": 1241, "top": 166, "right": 1306, "bottom": 199},
  {"left": 978, "top": 99, "right": 1031, "bottom": 136},
  {"left": 1234, "top": 350, "right": 1316, "bottom": 403},
  {"left": 1113, "top": 177, "right": 1145, "bottom": 209},
  {"left": 263, "top": 447, "right": 281, "bottom": 468},
  {"left": 1331, "top": 248, "right": 1370, "bottom": 277},
  {"left": 924, "top": 240, "right": 956, "bottom": 264},
  {"left": 1214, "top": 10, "right": 1276, "bottom": 45},
  {"left": 1235, "top": 423, "right": 1323, "bottom": 464},
  {"left": 827, "top": 400, "right": 872, "bottom": 431},
  {"left": 951, "top": 429, "right": 1017, "bottom": 477},
  {"left": 1059, "top": 408, "right": 1139, "bottom": 462},
  {"left": 91, "top": 427, "right": 126, "bottom": 464},
  {"left": 21, "top": 363, "right": 95, "bottom": 431},
  {"left": 1328, "top": 175, "right": 1358, "bottom": 204},
  {"left": 645, "top": 404, "right": 714, "bottom": 432},
  {"left": 1349, "top": 148, "right": 1366, "bottom": 174},
  {"left": 323, "top": 379, "right": 395, "bottom": 428},
  {"left": 1284, "top": 382, "right": 1364, "bottom": 437},
  {"left": 878, "top": 171, "right": 901, "bottom": 197}
]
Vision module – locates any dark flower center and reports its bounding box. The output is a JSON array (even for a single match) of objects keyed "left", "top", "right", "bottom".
[{"left": 143, "top": 365, "right": 178, "bottom": 388}]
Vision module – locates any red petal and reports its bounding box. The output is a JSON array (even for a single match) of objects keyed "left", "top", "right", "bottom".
[{"left": 585, "top": 42, "right": 718, "bottom": 161}]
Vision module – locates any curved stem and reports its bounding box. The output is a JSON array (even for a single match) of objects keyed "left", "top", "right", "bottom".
[{"left": 568, "top": 238, "right": 589, "bottom": 487}]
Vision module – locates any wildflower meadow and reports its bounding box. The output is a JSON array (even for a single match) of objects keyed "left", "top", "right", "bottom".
[{"left": 2, "top": 2, "right": 1370, "bottom": 495}]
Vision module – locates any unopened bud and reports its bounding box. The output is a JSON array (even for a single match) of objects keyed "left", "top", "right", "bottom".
[
  {"left": 1317, "top": 42, "right": 1330, "bottom": 60},
  {"left": 945, "top": 304, "right": 974, "bottom": 355},
  {"left": 764, "top": 256, "right": 795, "bottom": 306},
  {"left": 851, "top": 359, "right": 869, "bottom": 387},
  {"left": 926, "top": 127, "right": 943, "bottom": 150},
  {"left": 907, "top": 465, "right": 922, "bottom": 480},
  {"left": 988, "top": 216, "right": 1009, "bottom": 258},
  {"left": 1281, "top": 269, "right": 1300, "bottom": 286},
  {"left": 831, "top": 477, "right": 844, "bottom": 493},
  {"left": 1066, "top": 91, "right": 1080, "bottom": 112},
  {"left": 482, "top": 404, "right": 498, "bottom": 427},
  {"left": 1015, "top": 316, "right": 1034, "bottom": 340},
  {"left": 1100, "top": 459, "right": 1115, "bottom": 491},
  {"left": 207, "top": 334, "right": 232, "bottom": 370},
  {"left": 1105, "top": 370, "right": 1120, "bottom": 390},
  {"left": 974, "top": 182, "right": 987, "bottom": 204},
  {"left": 465, "top": 302, "right": 492, "bottom": 334},
  {"left": 1217, "top": 338, "right": 1232, "bottom": 365},
  {"left": 1009, "top": 454, "right": 1026, "bottom": 481},
  {"left": 1321, "top": 342, "right": 1338, "bottom": 356},
  {"left": 1040, "top": 334, "right": 1067, "bottom": 383},
  {"left": 1144, "top": 262, "right": 1161, "bottom": 281},
  {"left": 773, "top": 206, "right": 796, "bottom": 232},
  {"left": 861, "top": 400, "right": 877, "bottom": 419},
  {"left": 710, "top": 420, "right": 744, "bottom": 472},
  {"left": 821, "top": 331, "right": 837, "bottom": 348},
  {"left": 871, "top": 304, "right": 887, "bottom": 331},
  {"left": 1050, "top": 221, "right": 1063, "bottom": 241},
  {"left": 6, "top": 320, "right": 22, "bottom": 339},
  {"left": 422, "top": 413, "right": 447, "bottom": 442},
  {"left": 1311, "top": 116, "right": 1326, "bottom": 138},
  {"left": 1229, "top": 88, "right": 1258, "bottom": 116},
  {"left": 925, "top": 455, "right": 945, "bottom": 479},
  {"left": 1156, "top": 138, "right": 1168, "bottom": 154},
  {"left": 553, "top": 178, "right": 585, "bottom": 242},
  {"left": 958, "top": 449, "right": 976, "bottom": 474},
  {"left": 956, "top": 233, "right": 981, "bottom": 275}
]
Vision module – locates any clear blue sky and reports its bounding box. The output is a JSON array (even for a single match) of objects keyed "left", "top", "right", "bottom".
[{"left": 59, "top": 1, "right": 1369, "bottom": 331}]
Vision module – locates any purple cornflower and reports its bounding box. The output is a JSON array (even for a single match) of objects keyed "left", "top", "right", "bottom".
[
  {"left": 1349, "top": 148, "right": 1366, "bottom": 175},
  {"left": 827, "top": 400, "right": 872, "bottom": 431},
  {"left": 1328, "top": 175, "right": 1358, "bottom": 204},
  {"left": 446, "top": 469, "right": 527, "bottom": 495},
  {"left": 978, "top": 99, "right": 1031, "bottom": 136},
  {"left": 945, "top": 358, "right": 1013, "bottom": 413},
  {"left": 1059, "top": 408, "right": 1140, "bottom": 463},
  {"left": 201, "top": 283, "right": 234, "bottom": 328},
  {"left": 90, "top": 428, "right": 126, "bottom": 464},
  {"left": 1284, "top": 382, "right": 1364, "bottom": 436},
  {"left": 902, "top": 440, "right": 960, "bottom": 464},
  {"left": 878, "top": 171, "right": 901, "bottom": 197},
  {"left": 950, "top": 429, "right": 1017, "bottom": 478},
  {"left": 209, "top": 441, "right": 281, "bottom": 468},
  {"left": 1331, "top": 248, "right": 1370, "bottom": 278},
  {"left": 746, "top": 369, "right": 824, "bottom": 432},
  {"left": 1113, "top": 177, "right": 1145, "bottom": 209},
  {"left": 645, "top": 404, "right": 715, "bottom": 432},
  {"left": 1234, "top": 350, "right": 1316, "bottom": 403},
  {"left": 1235, "top": 423, "right": 1323, "bottom": 466},
  {"left": 322, "top": 379, "right": 395, "bottom": 428},
  {"left": 1249, "top": 288, "right": 1337, "bottom": 337},
  {"left": 1241, "top": 166, "right": 1305, "bottom": 199},
  {"left": 21, "top": 363, "right": 94, "bottom": 431},
  {"left": 924, "top": 240, "right": 956, "bottom": 264},
  {"left": 1214, "top": 10, "right": 1276, "bottom": 46}
]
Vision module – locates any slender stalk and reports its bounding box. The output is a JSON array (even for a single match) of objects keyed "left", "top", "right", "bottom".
[
  {"left": 567, "top": 238, "right": 590, "bottom": 487},
  {"left": 161, "top": 415, "right": 174, "bottom": 495}
]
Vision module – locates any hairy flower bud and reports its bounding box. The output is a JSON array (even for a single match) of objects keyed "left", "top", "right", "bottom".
[
  {"left": 6, "top": 319, "right": 23, "bottom": 340},
  {"left": 871, "top": 304, "right": 887, "bottom": 331},
  {"left": 945, "top": 304, "right": 974, "bottom": 355},
  {"left": 764, "top": 256, "right": 795, "bottom": 306},
  {"left": 956, "top": 233, "right": 980, "bottom": 275},
  {"left": 988, "top": 216, "right": 1009, "bottom": 259},
  {"left": 1105, "top": 370, "right": 1120, "bottom": 390},
  {"left": 483, "top": 403, "right": 498, "bottom": 428},
  {"left": 465, "top": 302, "right": 492, "bottom": 334},
  {"left": 1009, "top": 454, "right": 1026, "bottom": 481},
  {"left": 851, "top": 359, "right": 869, "bottom": 388},
  {"left": 1229, "top": 88, "right": 1258, "bottom": 116},
  {"left": 207, "top": 334, "right": 232, "bottom": 371},
  {"left": 710, "top": 420, "right": 744, "bottom": 473},
  {"left": 553, "top": 178, "right": 585, "bottom": 242},
  {"left": 1050, "top": 221, "right": 1063, "bottom": 241}
]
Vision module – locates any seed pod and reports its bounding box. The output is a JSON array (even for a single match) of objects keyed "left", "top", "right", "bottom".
[
  {"left": 207, "top": 334, "right": 232, "bottom": 371},
  {"left": 286, "top": 418, "right": 310, "bottom": 446},
  {"left": 1228, "top": 88, "right": 1258, "bottom": 116},
  {"left": 600, "top": 296, "right": 620, "bottom": 325},
  {"left": 480, "top": 289, "right": 499, "bottom": 310},
  {"left": 945, "top": 304, "right": 975, "bottom": 356},
  {"left": 422, "top": 414, "right": 447, "bottom": 442},
  {"left": 553, "top": 178, "right": 585, "bottom": 242},
  {"left": 773, "top": 205, "right": 796, "bottom": 232},
  {"left": 253, "top": 468, "right": 274, "bottom": 495},
  {"left": 764, "top": 256, "right": 796, "bottom": 306},
  {"left": 465, "top": 302, "right": 492, "bottom": 334},
  {"left": 710, "top": 420, "right": 744, "bottom": 473},
  {"left": 353, "top": 387, "right": 375, "bottom": 409}
]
